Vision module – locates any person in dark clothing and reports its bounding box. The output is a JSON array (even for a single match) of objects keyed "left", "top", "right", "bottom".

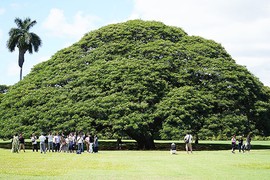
[
  {"left": 19, "top": 133, "right": 25, "bottom": 152},
  {"left": 89, "top": 134, "right": 94, "bottom": 153},
  {"left": 31, "top": 133, "right": 38, "bottom": 152},
  {"left": 117, "top": 138, "right": 122, "bottom": 150},
  {"left": 238, "top": 135, "right": 244, "bottom": 153},
  {"left": 93, "top": 135, "right": 98, "bottom": 153}
]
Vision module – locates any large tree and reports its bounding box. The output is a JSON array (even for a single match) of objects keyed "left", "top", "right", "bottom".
[
  {"left": 7, "top": 17, "right": 42, "bottom": 81},
  {"left": 0, "top": 20, "right": 269, "bottom": 149}
]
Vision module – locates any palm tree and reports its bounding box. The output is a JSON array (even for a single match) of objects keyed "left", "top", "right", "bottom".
[{"left": 7, "top": 17, "right": 42, "bottom": 81}]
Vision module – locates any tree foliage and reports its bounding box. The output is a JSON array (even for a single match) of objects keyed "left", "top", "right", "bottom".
[{"left": 0, "top": 20, "right": 269, "bottom": 148}]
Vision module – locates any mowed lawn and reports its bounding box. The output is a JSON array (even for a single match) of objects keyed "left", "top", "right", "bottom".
[{"left": 0, "top": 149, "right": 269, "bottom": 180}]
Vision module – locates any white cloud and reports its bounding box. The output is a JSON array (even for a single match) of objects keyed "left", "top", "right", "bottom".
[
  {"left": 131, "top": 0, "right": 270, "bottom": 86},
  {"left": 42, "top": 8, "right": 101, "bottom": 39}
]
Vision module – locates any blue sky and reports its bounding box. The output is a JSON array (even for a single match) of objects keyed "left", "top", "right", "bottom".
[{"left": 1, "top": 0, "right": 270, "bottom": 86}]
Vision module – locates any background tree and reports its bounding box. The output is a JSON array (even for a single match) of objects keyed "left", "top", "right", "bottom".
[
  {"left": 0, "top": 20, "right": 269, "bottom": 149},
  {"left": 0, "top": 85, "right": 9, "bottom": 103},
  {"left": 7, "top": 17, "right": 42, "bottom": 81}
]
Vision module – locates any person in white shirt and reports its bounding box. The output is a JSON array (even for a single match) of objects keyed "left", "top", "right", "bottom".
[
  {"left": 231, "top": 134, "right": 236, "bottom": 153},
  {"left": 31, "top": 134, "right": 38, "bottom": 152},
  {"left": 54, "top": 133, "right": 60, "bottom": 152},
  {"left": 68, "top": 133, "right": 75, "bottom": 153},
  {"left": 39, "top": 133, "right": 46, "bottom": 154},
  {"left": 89, "top": 134, "right": 94, "bottom": 153},
  {"left": 184, "top": 133, "right": 193, "bottom": 154},
  {"left": 47, "top": 132, "right": 53, "bottom": 152},
  {"left": 84, "top": 133, "right": 90, "bottom": 153},
  {"left": 77, "top": 133, "right": 83, "bottom": 153}
]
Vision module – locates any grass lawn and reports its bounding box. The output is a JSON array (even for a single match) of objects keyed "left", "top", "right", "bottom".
[{"left": 0, "top": 149, "right": 269, "bottom": 180}]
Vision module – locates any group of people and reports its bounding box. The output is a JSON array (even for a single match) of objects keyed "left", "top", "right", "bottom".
[
  {"left": 170, "top": 133, "right": 252, "bottom": 155},
  {"left": 231, "top": 134, "right": 252, "bottom": 153},
  {"left": 170, "top": 133, "right": 193, "bottom": 154},
  {"left": 11, "top": 132, "right": 99, "bottom": 154},
  {"left": 11, "top": 133, "right": 25, "bottom": 153},
  {"left": 11, "top": 132, "right": 253, "bottom": 154}
]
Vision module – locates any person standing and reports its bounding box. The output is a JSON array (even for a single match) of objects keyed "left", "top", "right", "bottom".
[
  {"left": 47, "top": 132, "right": 54, "bottom": 152},
  {"left": 238, "top": 135, "right": 244, "bottom": 153},
  {"left": 245, "top": 133, "right": 252, "bottom": 152},
  {"left": 184, "top": 133, "right": 193, "bottom": 154},
  {"left": 60, "top": 135, "right": 67, "bottom": 152},
  {"left": 54, "top": 132, "right": 60, "bottom": 152},
  {"left": 231, "top": 134, "right": 236, "bottom": 153},
  {"left": 89, "top": 133, "right": 94, "bottom": 153},
  {"left": 11, "top": 134, "right": 19, "bottom": 153},
  {"left": 18, "top": 133, "right": 25, "bottom": 152},
  {"left": 68, "top": 133, "right": 75, "bottom": 153},
  {"left": 39, "top": 133, "right": 46, "bottom": 154},
  {"left": 77, "top": 133, "right": 83, "bottom": 153},
  {"left": 94, "top": 135, "right": 99, "bottom": 153},
  {"left": 31, "top": 133, "right": 38, "bottom": 152},
  {"left": 85, "top": 133, "right": 90, "bottom": 153}
]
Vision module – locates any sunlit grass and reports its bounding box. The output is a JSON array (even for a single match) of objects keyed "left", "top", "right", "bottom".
[{"left": 0, "top": 148, "right": 270, "bottom": 179}]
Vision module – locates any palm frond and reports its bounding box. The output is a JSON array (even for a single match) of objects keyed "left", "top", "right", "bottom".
[
  {"left": 26, "top": 19, "right": 37, "bottom": 31},
  {"left": 30, "top": 33, "right": 42, "bottom": 52}
]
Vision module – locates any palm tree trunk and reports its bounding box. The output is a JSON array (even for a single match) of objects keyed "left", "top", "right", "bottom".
[
  {"left": 18, "top": 50, "right": 25, "bottom": 81},
  {"left": 20, "top": 67, "right": 23, "bottom": 81}
]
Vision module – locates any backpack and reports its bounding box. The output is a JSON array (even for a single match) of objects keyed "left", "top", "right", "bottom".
[{"left": 185, "top": 135, "right": 190, "bottom": 143}]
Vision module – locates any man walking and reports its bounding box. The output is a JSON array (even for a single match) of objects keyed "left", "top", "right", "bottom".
[{"left": 184, "top": 133, "right": 193, "bottom": 154}]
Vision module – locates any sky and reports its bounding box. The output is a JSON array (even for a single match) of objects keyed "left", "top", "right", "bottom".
[{"left": 0, "top": 0, "right": 269, "bottom": 86}]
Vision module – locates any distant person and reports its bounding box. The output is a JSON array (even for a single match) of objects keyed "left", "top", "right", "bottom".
[
  {"left": 244, "top": 133, "right": 252, "bottom": 152},
  {"left": 54, "top": 132, "right": 60, "bottom": 152},
  {"left": 81, "top": 132, "right": 85, "bottom": 153},
  {"left": 94, "top": 135, "right": 99, "bottom": 153},
  {"left": 85, "top": 133, "right": 90, "bottom": 153},
  {"left": 11, "top": 134, "right": 19, "bottom": 153},
  {"left": 238, "top": 135, "right": 244, "bottom": 153},
  {"left": 47, "top": 132, "right": 54, "bottom": 152},
  {"left": 89, "top": 133, "right": 94, "bottom": 153},
  {"left": 39, "top": 133, "right": 46, "bottom": 154},
  {"left": 68, "top": 133, "right": 75, "bottom": 153},
  {"left": 77, "top": 133, "right": 83, "bottom": 154},
  {"left": 184, "top": 133, "right": 193, "bottom": 154},
  {"left": 60, "top": 135, "right": 67, "bottom": 152},
  {"left": 170, "top": 143, "right": 177, "bottom": 154},
  {"left": 31, "top": 133, "right": 38, "bottom": 152},
  {"left": 231, "top": 134, "right": 236, "bottom": 153},
  {"left": 117, "top": 138, "right": 122, "bottom": 150},
  {"left": 18, "top": 133, "right": 25, "bottom": 152}
]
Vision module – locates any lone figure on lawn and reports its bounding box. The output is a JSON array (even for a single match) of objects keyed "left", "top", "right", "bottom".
[{"left": 184, "top": 133, "right": 193, "bottom": 154}]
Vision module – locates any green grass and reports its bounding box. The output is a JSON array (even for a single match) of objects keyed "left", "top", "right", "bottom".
[{"left": 0, "top": 149, "right": 270, "bottom": 180}]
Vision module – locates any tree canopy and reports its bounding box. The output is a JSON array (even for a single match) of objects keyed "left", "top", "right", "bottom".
[{"left": 0, "top": 20, "right": 269, "bottom": 149}]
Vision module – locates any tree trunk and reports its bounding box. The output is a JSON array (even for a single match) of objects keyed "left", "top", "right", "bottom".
[
  {"left": 20, "top": 67, "right": 23, "bottom": 81},
  {"left": 136, "top": 135, "right": 155, "bottom": 150},
  {"left": 126, "top": 131, "right": 155, "bottom": 150},
  {"left": 18, "top": 50, "right": 25, "bottom": 81}
]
